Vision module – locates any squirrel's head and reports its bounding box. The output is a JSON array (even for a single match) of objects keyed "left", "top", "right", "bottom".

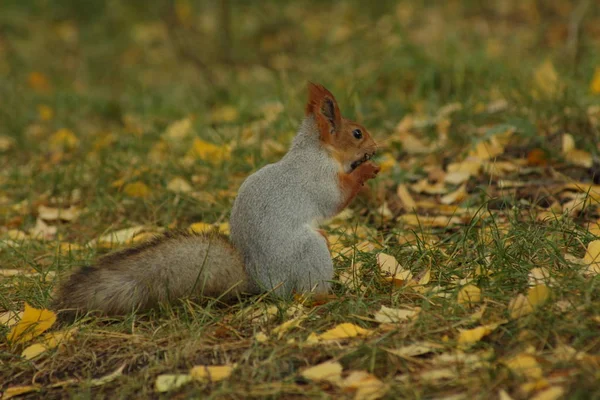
[{"left": 305, "top": 82, "right": 377, "bottom": 172}]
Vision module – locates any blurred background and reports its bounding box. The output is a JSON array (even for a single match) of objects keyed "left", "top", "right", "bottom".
[
  {"left": 1, "top": 0, "right": 600, "bottom": 226},
  {"left": 1, "top": 0, "right": 599, "bottom": 134}
]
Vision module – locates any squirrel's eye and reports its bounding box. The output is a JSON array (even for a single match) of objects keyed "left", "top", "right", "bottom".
[{"left": 352, "top": 129, "right": 363, "bottom": 139}]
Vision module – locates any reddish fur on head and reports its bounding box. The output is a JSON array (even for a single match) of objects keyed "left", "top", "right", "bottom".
[{"left": 305, "top": 82, "right": 377, "bottom": 172}]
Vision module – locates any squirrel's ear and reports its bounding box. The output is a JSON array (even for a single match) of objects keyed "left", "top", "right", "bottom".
[{"left": 305, "top": 82, "right": 342, "bottom": 138}]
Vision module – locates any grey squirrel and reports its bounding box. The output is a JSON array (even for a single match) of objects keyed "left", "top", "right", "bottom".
[{"left": 52, "top": 83, "right": 380, "bottom": 315}]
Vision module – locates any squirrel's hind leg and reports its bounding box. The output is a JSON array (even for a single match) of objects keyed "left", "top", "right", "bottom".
[{"left": 293, "top": 230, "right": 334, "bottom": 295}]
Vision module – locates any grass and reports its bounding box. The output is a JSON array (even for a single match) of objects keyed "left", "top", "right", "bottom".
[{"left": 1, "top": 0, "right": 600, "bottom": 398}]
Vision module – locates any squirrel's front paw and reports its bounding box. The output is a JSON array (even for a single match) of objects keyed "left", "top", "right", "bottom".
[{"left": 358, "top": 161, "right": 380, "bottom": 181}]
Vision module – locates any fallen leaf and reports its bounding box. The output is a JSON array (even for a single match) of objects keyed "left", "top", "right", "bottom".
[
  {"left": 503, "top": 353, "right": 542, "bottom": 379},
  {"left": 29, "top": 218, "right": 57, "bottom": 239},
  {"left": 272, "top": 316, "right": 306, "bottom": 339},
  {"left": 508, "top": 294, "right": 533, "bottom": 319},
  {"left": 318, "top": 323, "right": 372, "bottom": 341},
  {"left": 89, "top": 363, "right": 126, "bottom": 387},
  {"left": 37, "top": 104, "right": 54, "bottom": 121},
  {"left": 398, "top": 214, "right": 463, "bottom": 228},
  {"left": 396, "top": 184, "right": 416, "bottom": 210},
  {"left": 188, "top": 138, "right": 232, "bottom": 164},
  {"left": 583, "top": 239, "right": 600, "bottom": 276},
  {"left": 565, "top": 149, "right": 593, "bottom": 168},
  {"left": 457, "top": 284, "right": 481, "bottom": 306},
  {"left": 167, "top": 177, "right": 192, "bottom": 193},
  {"left": 528, "top": 267, "right": 554, "bottom": 287},
  {"left": 374, "top": 305, "right": 419, "bottom": 324},
  {"left": 38, "top": 205, "right": 80, "bottom": 221},
  {"left": 155, "top": 374, "right": 192, "bottom": 393},
  {"left": 300, "top": 361, "right": 342, "bottom": 384},
  {"left": 527, "top": 284, "right": 550, "bottom": 307},
  {"left": 123, "top": 181, "right": 151, "bottom": 198},
  {"left": 49, "top": 128, "right": 79, "bottom": 150},
  {"left": 384, "top": 341, "right": 440, "bottom": 357},
  {"left": 530, "top": 387, "right": 565, "bottom": 400},
  {"left": 21, "top": 343, "right": 48, "bottom": 360},
  {"left": 210, "top": 105, "right": 239, "bottom": 123},
  {"left": 440, "top": 184, "right": 467, "bottom": 205},
  {"left": 7, "top": 303, "right": 57, "bottom": 344},
  {"left": 94, "top": 226, "right": 150, "bottom": 246},
  {"left": 378, "top": 153, "right": 396, "bottom": 173},
  {"left": 254, "top": 332, "right": 268, "bottom": 343},
  {"left": 1, "top": 385, "right": 40, "bottom": 399},
  {"left": 341, "top": 370, "right": 388, "bottom": 400},
  {"left": 376, "top": 253, "right": 413, "bottom": 284},
  {"left": 190, "top": 365, "right": 234, "bottom": 382},
  {"left": 0, "top": 310, "right": 24, "bottom": 327},
  {"left": 590, "top": 66, "right": 600, "bottom": 94},
  {"left": 163, "top": 117, "right": 193, "bottom": 140},
  {"left": 457, "top": 322, "right": 504, "bottom": 348},
  {"left": 498, "top": 389, "right": 515, "bottom": 400},
  {"left": 411, "top": 179, "right": 448, "bottom": 195},
  {"left": 533, "top": 60, "right": 561, "bottom": 98}
]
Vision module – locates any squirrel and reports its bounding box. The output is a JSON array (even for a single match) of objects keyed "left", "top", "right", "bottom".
[{"left": 52, "top": 83, "right": 380, "bottom": 315}]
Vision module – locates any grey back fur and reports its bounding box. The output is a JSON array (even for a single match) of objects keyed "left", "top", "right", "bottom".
[{"left": 230, "top": 116, "right": 341, "bottom": 296}]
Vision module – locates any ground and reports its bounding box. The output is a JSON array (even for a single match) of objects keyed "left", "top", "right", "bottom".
[{"left": 1, "top": 1, "right": 600, "bottom": 399}]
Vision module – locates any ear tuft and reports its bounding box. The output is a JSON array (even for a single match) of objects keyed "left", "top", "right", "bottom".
[{"left": 305, "top": 82, "right": 342, "bottom": 137}]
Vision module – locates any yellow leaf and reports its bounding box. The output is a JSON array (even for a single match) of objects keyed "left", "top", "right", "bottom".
[
  {"left": 533, "top": 60, "right": 561, "bottom": 98},
  {"left": 527, "top": 284, "right": 550, "bottom": 307},
  {"left": 38, "top": 205, "right": 80, "bottom": 221},
  {"left": 590, "top": 66, "right": 600, "bottom": 94},
  {"left": 457, "top": 322, "right": 504, "bottom": 348},
  {"left": 21, "top": 343, "right": 48, "bottom": 360},
  {"left": 410, "top": 179, "right": 448, "bottom": 195},
  {"left": 188, "top": 222, "right": 228, "bottom": 235},
  {"left": 440, "top": 183, "right": 467, "bottom": 205},
  {"left": 155, "top": 374, "right": 193, "bottom": 393},
  {"left": 417, "top": 268, "right": 431, "bottom": 285},
  {"left": 445, "top": 159, "right": 482, "bottom": 184},
  {"left": 376, "top": 253, "right": 407, "bottom": 277},
  {"left": 254, "top": 332, "right": 268, "bottom": 343},
  {"left": 300, "top": 361, "right": 343, "bottom": 384},
  {"left": 166, "top": 177, "right": 192, "bottom": 193},
  {"left": 341, "top": 370, "right": 388, "bottom": 400},
  {"left": 188, "top": 138, "right": 232, "bottom": 164},
  {"left": 210, "top": 105, "right": 239, "bottom": 123},
  {"left": 396, "top": 184, "right": 416, "bottom": 210},
  {"left": 508, "top": 294, "right": 533, "bottom": 319},
  {"left": 565, "top": 149, "right": 593, "bottom": 168},
  {"left": 503, "top": 353, "right": 542, "bottom": 379},
  {"left": 37, "top": 104, "right": 54, "bottom": 121},
  {"left": 164, "top": 117, "right": 193, "bottom": 140},
  {"left": 49, "top": 128, "right": 79, "bottom": 150},
  {"left": 0, "top": 310, "right": 24, "bottom": 327},
  {"left": 272, "top": 316, "right": 306, "bottom": 339},
  {"left": 94, "top": 225, "right": 148, "bottom": 246},
  {"left": 1, "top": 385, "right": 40, "bottom": 399},
  {"left": 0, "top": 135, "right": 15, "bottom": 152},
  {"left": 531, "top": 386, "right": 565, "bottom": 400},
  {"left": 319, "top": 323, "right": 372, "bottom": 341},
  {"left": 378, "top": 153, "right": 396, "bottom": 173},
  {"left": 89, "top": 363, "right": 126, "bottom": 387},
  {"left": 562, "top": 133, "right": 575, "bottom": 153},
  {"left": 123, "top": 182, "right": 151, "bottom": 198},
  {"left": 398, "top": 214, "right": 463, "bottom": 228},
  {"left": 384, "top": 341, "right": 441, "bottom": 357},
  {"left": 457, "top": 284, "right": 481, "bottom": 306},
  {"left": 374, "top": 305, "right": 419, "bottom": 324},
  {"left": 190, "top": 365, "right": 234, "bottom": 382},
  {"left": 7, "top": 303, "right": 57, "bottom": 344}
]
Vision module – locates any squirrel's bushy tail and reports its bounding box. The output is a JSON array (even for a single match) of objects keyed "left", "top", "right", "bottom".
[{"left": 52, "top": 231, "right": 248, "bottom": 316}]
